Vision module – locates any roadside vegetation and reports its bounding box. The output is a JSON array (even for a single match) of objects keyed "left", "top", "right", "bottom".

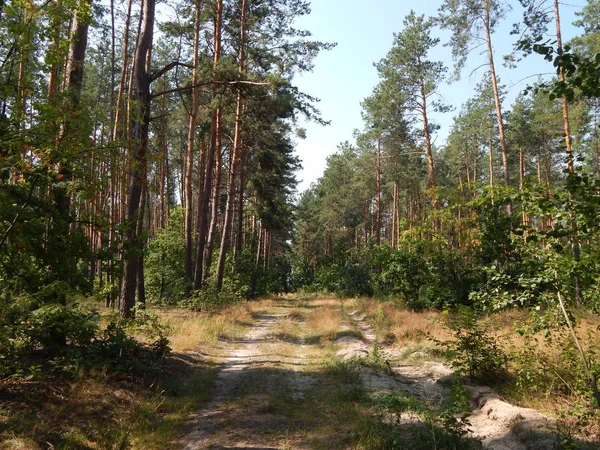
[
  {"left": 0, "top": 299, "right": 256, "bottom": 449},
  {"left": 3, "top": 0, "right": 600, "bottom": 448}
]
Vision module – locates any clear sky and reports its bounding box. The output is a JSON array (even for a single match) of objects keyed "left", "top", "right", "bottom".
[{"left": 291, "top": 0, "right": 587, "bottom": 192}]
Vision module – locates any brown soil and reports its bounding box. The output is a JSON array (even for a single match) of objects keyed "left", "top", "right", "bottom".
[{"left": 175, "top": 299, "right": 574, "bottom": 450}]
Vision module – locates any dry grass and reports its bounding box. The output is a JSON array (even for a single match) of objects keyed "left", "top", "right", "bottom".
[
  {"left": 305, "top": 306, "right": 343, "bottom": 342},
  {"left": 352, "top": 298, "right": 449, "bottom": 344},
  {"left": 157, "top": 303, "right": 253, "bottom": 352}
]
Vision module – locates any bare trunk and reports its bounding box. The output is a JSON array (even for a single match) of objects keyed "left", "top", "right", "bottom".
[
  {"left": 215, "top": 0, "right": 248, "bottom": 291},
  {"left": 216, "top": 93, "right": 244, "bottom": 291},
  {"left": 553, "top": 0, "right": 581, "bottom": 303},
  {"left": 203, "top": 121, "right": 223, "bottom": 281},
  {"left": 234, "top": 143, "right": 248, "bottom": 256},
  {"left": 193, "top": 0, "right": 223, "bottom": 289},
  {"left": 484, "top": 0, "right": 510, "bottom": 213},
  {"left": 119, "top": 0, "right": 154, "bottom": 319},
  {"left": 376, "top": 137, "right": 381, "bottom": 246},
  {"left": 136, "top": 184, "right": 147, "bottom": 307},
  {"left": 419, "top": 74, "right": 438, "bottom": 230},
  {"left": 489, "top": 130, "right": 494, "bottom": 204},
  {"left": 184, "top": 1, "right": 202, "bottom": 286}
]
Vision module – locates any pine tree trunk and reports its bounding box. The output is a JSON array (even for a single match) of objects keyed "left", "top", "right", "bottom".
[
  {"left": 52, "top": 0, "right": 91, "bottom": 302},
  {"left": 553, "top": 0, "right": 582, "bottom": 303},
  {"left": 484, "top": 0, "right": 510, "bottom": 213},
  {"left": 184, "top": 1, "right": 202, "bottom": 287},
  {"left": 215, "top": 0, "right": 247, "bottom": 292},
  {"left": 419, "top": 73, "right": 438, "bottom": 229},
  {"left": 119, "top": 0, "right": 155, "bottom": 319},
  {"left": 234, "top": 143, "right": 248, "bottom": 256},
  {"left": 216, "top": 91, "right": 244, "bottom": 291},
  {"left": 203, "top": 119, "right": 223, "bottom": 281},
  {"left": 376, "top": 137, "right": 381, "bottom": 246},
  {"left": 194, "top": 0, "right": 223, "bottom": 289}
]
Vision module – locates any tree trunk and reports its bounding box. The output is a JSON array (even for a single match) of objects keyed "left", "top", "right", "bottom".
[
  {"left": 203, "top": 116, "right": 223, "bottom": 282},
  {"left": 136, "top": 184, "right": 147, "bottom": 307},
  {"left": 553, "top": 0, "right": 582, "bottom": 303},
  {"left": 184, "top": 1, "right": 202, "bottom": 287},
  {"left": 234, "top": 143, "right": 248, "bottom": 256},
  {"left": 484, "top": 0, "right": 510, "bottom": 213},
  {"left": 119, "top": 0, "right": 155, "bottom": 319},
  {"left": 419, "top": 72, "right": 438, "bottom": 229},
  {"left": 51, "top": 0, "right": 91, "bottom": 302},
  {"left": 215, "top": 0, "right": 248, "bottom": 292},
  {"left": 194, "top": 0, "right": 223, "bottom": 289},
  {"left": 376, "top": 137, "right": 381, "bottom": 246}
]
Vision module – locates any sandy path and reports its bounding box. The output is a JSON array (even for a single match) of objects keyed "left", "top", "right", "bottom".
[
  {"left": 342, "top": 310, "right": 558, "bottom": 450},
  {"left": 177, "top": 300, "right": 562, "bottom": 450},
  {"left": 179, "top": 308, "right": 317, "bottom": 450}
]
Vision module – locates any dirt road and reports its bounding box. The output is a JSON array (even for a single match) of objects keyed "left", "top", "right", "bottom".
[{"left": 176, "top": 298, "right": 561, "bottom": 450}]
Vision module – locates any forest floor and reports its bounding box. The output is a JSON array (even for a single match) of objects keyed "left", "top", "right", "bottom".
[
  {"left": 173, "top": 295, "right": 587, "bottom": 450},
  {"left": 3, "top": 295, "right": 599, "bottom": 449}
]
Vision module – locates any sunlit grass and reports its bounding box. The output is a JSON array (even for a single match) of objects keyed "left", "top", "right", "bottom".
[{"left": 158, "top": 303, "right": 252, "bottom": 352}]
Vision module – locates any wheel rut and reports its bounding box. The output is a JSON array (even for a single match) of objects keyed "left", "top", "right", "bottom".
[
  {"left": 178, "top": 308, "right": 317, "bottom": 450},
  {"left": 177, "top": 299, "right": 559, "bottom": 450}
]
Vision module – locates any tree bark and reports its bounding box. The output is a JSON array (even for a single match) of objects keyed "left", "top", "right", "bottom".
[
  {"left": 375, "top": 137, "right": 381, "bottom": 246},
  {"left": 119, "top": 0, "right": 155, "bottom": 319},
  {"left": 484, "top": 0, "right": 510, "bottom": 213},
  {"left": 552, "top": 0, "right": 581, "bottom": 303},
  {"left": 234, "top": 142, "right": 248, "bottom": 256},
  {"left": 184, "top": 0, "right": 202, "bottom": 287},
  {"left": 203, "top": 120, "right": 223, "bottom": 282},
  {"left": 215, "top": 0, "right": 247, "bottom": 292},
  {"left": 194, "top": 0, "right": 223, "bottom": 289}
]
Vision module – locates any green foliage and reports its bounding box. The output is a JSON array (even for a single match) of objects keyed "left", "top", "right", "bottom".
[
  {"left": 432, "top": 307, "right": 508, "bottom": 381},
  {"left": 375, "top": 242, "right": 480, "bottom": 310},
  {"left": 337, "top": 248, "right": 375, "bottom": 298},
  {"left": 0, "top": 175, "right": 93, "bottom": 297},
  {"left": 185, "top": 278, "right": 245, "bottom": 312},
  {"left": 24, "top": 303, "right": 99, "bottom": 351},
  {"left": 0, "top": 295, "right": 170, "bottom": 379},
  {"left": 373, "top": 386, "right": 478, "bottom": 450},
  {"left": 295, "top": 238, "right": 481, "bottom": 307},
  {"left": 144, "top": 208, "right": 189, "bottom": 305},
  {"left": 471, "top": 173, "right": 600, "bottom": 312}
]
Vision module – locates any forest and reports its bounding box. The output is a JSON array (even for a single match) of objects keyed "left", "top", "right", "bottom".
[{"left": 2, "top": 0, "right": 600, "bottom": 448}]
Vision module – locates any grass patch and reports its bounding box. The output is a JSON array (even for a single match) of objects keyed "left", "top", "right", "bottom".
[
  {"left": 0, "top": 304, "right": 221, "bottom": 450},
  {"left": 158, "top": 303, "right": 253, "bottom": 351}
]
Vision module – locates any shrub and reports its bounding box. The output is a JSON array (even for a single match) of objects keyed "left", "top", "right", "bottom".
[
  {"left": 432, "top": 306, "right": 508, "bottom": 381},
  {"left": 144, "top": 208, "right": 189, "bottom": 305}
]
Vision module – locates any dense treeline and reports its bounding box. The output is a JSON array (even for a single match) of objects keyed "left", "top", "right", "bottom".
[
  {"left": 0, "top": 0, "right": 329, "bottom": 311},
  {"left": 292, "top": 1, "right": 600, "bottom": 317},
  {"left": 0, "top": 0, "right": 330, "bottom": 378}
]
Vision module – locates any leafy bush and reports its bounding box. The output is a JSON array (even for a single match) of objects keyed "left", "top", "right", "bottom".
[
  {"left": 374, "top": 242, "right": 480, "bottom": 309},
  {"left": 432, "top": 307, "right": 508, "bottom": 381},
  {"left": 144, "top": 208, "right": 189, "bottom": 305},
  {"left": 24, "top": 303, "right": 99, "bottom": 350},
  {"left": 0, "top": 294, "right": 170, "bottom": 378}
]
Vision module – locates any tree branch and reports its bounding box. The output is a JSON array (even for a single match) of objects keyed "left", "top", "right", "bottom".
[
  {"left": 151, "top": 81, "right": 211, "bottom": 99},
  {"left": 150, "top": 61, "right": 195, "bottom": 82}
]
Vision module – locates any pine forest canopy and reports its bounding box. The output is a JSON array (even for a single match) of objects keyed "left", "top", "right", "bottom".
[{"left": 1, "top": 0, "right": 600, "bottom": 324}]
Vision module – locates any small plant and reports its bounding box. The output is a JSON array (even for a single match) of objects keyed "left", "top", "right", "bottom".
[
  {"left": 374, "top": 386, "right": 478, "bottom": 449},
  {"left": 431, "top": 306, "right": 508, "bottom": 381}
]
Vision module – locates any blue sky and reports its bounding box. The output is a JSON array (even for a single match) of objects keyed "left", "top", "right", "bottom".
[{"left": 291, "top": 0, "right": 587, "bottom": 192}]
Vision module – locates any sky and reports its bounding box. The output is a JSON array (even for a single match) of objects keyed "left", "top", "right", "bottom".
[{"left": 291, "top": 0, "right": 587, "bottom": 193}]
